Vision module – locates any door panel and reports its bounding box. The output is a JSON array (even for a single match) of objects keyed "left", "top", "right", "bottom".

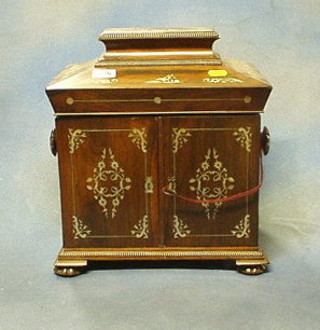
[
  {"left": 56, "top": 116, "right": 159, "bottom": 248},
  {"left": 161, "top": 115, "right": 260, "bottom": 247}
]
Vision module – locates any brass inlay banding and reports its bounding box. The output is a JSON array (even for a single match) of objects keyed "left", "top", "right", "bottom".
[{"left": 65, "top": 96, "right": 251, "bottom": 105}]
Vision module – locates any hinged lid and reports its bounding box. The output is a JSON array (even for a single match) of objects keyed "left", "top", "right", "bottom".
[{"left": 46, "top": 27, "right": 272, "bottom": 116}]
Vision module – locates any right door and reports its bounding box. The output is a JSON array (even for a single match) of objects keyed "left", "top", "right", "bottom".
[{"left": 161, "top": 115, "right": 261, "bottom": 247}]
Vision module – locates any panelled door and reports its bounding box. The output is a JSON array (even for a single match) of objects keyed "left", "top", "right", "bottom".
[
  {"left": 56, "top": 116, "right": 159, "bottom": 248},
  {"left": 161, "top": 115, "right": 261, "bottom": 247}
]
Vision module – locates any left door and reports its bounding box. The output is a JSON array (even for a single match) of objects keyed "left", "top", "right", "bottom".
[{"left": 56, "top": 116, "right": 159, "bottom": 248}]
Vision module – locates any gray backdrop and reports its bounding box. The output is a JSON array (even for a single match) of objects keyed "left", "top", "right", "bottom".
[{"left": 1, "top": 0, "right": 319, "bottom": 329}]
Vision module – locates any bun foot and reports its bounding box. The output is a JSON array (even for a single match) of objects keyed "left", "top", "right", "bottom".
[
  {"left": 237, "top": 264, "right": 267, "bottom": 275},
  {"left": 54, "top": 266, "right": 86, "bottom": 277}
]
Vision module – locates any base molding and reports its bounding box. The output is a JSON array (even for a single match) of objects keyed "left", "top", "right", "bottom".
[{"left": 54, "top": 247, "right": 269, "bottom": 277}]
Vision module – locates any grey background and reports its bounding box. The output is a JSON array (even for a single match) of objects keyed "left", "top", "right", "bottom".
[{"left": 1, "top": 0, "right": 319, "bottom": 329}]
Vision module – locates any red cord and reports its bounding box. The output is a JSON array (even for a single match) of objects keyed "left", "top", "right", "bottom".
[{"left": 162, "top": 155, "right": 263, "bottom": 204}]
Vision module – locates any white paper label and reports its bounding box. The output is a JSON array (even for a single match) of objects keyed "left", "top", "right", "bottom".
[{"left": 92, "top": 69, "right": 117, "bottom": 79}]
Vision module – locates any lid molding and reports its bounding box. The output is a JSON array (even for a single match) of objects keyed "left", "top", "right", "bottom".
[
  {"left": 99, "top": 27, "right": 219, "bottom": 40},
  {"left": 97, "top": 27, "right": 221, "bottom": 67}
]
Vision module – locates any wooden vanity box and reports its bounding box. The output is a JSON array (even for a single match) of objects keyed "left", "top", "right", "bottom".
[{"left": 46, "top": 28, "right": 272, "bottom": 276}]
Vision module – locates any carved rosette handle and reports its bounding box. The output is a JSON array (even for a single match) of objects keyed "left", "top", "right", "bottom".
[
  {"left": 261, "top": 126, "right": 270, "bottom": 155},
  {"left": 50, "top": 129, "right": 57, "bottom": 156}
]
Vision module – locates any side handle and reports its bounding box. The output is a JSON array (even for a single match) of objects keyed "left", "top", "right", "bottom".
[
  {"left": 50, "top": 129, "right": 57, "bottom": 156},
  {"left": 261, "top": 126, "right": 270, "bottom": 155}
]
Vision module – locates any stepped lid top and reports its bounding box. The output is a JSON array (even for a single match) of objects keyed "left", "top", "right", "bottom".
[{"left": 99, "top": 27, "right": 219, "bottom": 40}]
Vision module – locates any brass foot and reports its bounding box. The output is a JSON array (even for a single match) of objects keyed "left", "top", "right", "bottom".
[
  {"left": 236, "top": 263, "right": 267, "bottom": 275},
  {"left": 54, "top": 258, "right": 88, "bottom": 277},
  {"left": 54, "top": 266, "right": 86, "bottom": 277}
]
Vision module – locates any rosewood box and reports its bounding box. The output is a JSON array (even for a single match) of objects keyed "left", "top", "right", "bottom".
[{"left": 46, "top": 28, "right": 272, "bottom": 276}]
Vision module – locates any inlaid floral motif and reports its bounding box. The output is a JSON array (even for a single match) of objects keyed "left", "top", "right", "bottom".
[
  {"left": 86, "top": 148, "right": 132, "bottom": 219},
  {"left": 144, "top": 176, "right": 154, "bottom": 194},
  {"left": 233, "top": 127, "right": 252, "bottom": 152},
  {"left": 203, "top": 77, "right": 243, "bottom": 84},
  {"left": 68, "top": 129, "right": 87, "bottom": 154},
  {"left": 172, "top": 128, "right": 191, "bottom": 153},
  {"left": 189, "top": 148, "right": 235, "bottom": 220},
  {"left": 97, "top": 78, "right": 118, "bottom": 84},
  {"left": 231, "top": 214, "right": 250, "bottom": 238},
  {"left": 128, "top": 128, "right": 147, "bottom": 153},
  {"left": 173, "top": 215, "right": 191, "bottom": 238},
  {"left": 72, "top": 216, "right": 91, "bottom": 239},
  {"left": 131, "top": 215, "right": 149, "bottom": 239},
  {"left": 167, "top": 176, "right": 177, "bottom": 194},
  {"left": 146, "top": 74, "right": 181, "bottom": 84}
]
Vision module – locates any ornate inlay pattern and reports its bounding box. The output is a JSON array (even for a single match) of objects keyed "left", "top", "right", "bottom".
[
  {"left": 97, "top": 78, "right": 118, "bottom": 84},
  {"left": 203, "top": 77, "right": 243, "bottom": 84},
  {"left": 72, "top": 216, "right": 91, "bottom": 239},
  {"left": 86, "top": 148, "right": 131, "bottom": 218},
  {"left": 145, "top": 176, "right": 154, "bottom": 194},
  {"left": 131, "top": 215, "right": 149, "bottom": 239},
  {"left": 146, "top": 74, "right": 181, "bottom": 84},
  {"left": 173, "top": 215, "right": 191, "bottom": 238},
  {"left": 128, "top": 128, "right": 147, "bottom": 153},
  {"left": 231, "top": 214, "right": 250, "bottom": 238},
  {"left": 189, "top": 148, "right": 235, "bottom": 220},
  {"left": 167, "top": 176, "right": 177, "bottom": 194},
  {"left": 172, "top": 128, "right": 191, "bottom": 153},
  {"left": 68, "top": 129, "right": 87, "bottom": 154},
  {"left": 233, "top": 127, "right": 252, "bottom": 152}
]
